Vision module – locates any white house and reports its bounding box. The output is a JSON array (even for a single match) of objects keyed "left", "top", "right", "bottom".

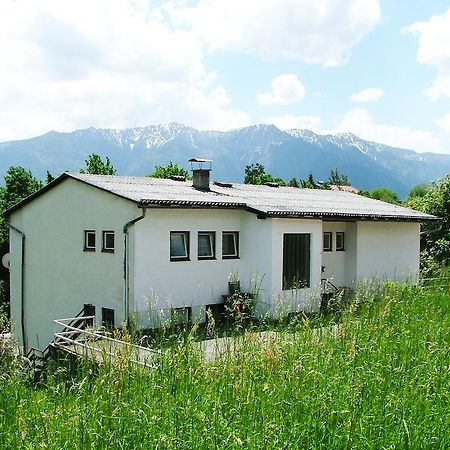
[{"left": 5, "top": 162, "right": 437, "bottom": 352}]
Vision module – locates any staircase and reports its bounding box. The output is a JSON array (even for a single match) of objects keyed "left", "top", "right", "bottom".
[{"left": 26, "top": 304, "right": 95, "bottom": 379}]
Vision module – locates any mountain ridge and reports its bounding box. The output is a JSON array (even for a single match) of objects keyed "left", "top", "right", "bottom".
[{"left": 1, "top": 123, "right": 449, "bottom": 197}]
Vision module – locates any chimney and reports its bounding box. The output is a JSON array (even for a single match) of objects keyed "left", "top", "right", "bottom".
[{"left": 189, "top": 158, "right": 212, "bottom": 190}]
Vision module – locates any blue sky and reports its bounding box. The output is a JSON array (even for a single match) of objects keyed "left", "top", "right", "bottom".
[{"left": 1, "top": 0, "right": 450, "bottom": 153}]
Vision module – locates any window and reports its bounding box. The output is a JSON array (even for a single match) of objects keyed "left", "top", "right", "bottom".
[
  {"left": 102, "top": 307, "right": 115, "bottom": 329},
  {"left": 171, "top": 307, "right": 192, "bottom": 325},
  {"left": 170, "top": 231, "right": 190, "bottom": 261},
  {"left": 282, "top": 233, "right": 311, "bottom": 290},
  {"left": 336, "top": 232, "right": 345, "bottom": 251},
  {"left": 198, "top": 232, "right": 215, "bottom": 259},
  {"left": 102, "top": 231, "right": 115, "bottom": 252},
  {"left": 222, "top": 231, "right": 239, "bottom": 259},
  {"left": 323, "top": 232, "right": 332, "bottom": 252},
  {"left": 84, "top": 230, "right": 96, "bottom": 251}
]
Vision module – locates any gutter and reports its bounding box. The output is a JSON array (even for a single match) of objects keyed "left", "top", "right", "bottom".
[
  {"left": 8, "top": 224, "right": 27, "bottom": 353},
  {"left": 123, "top": 206, "right": 147, "bottom": 326},
  {"left": 420, "top": 222, "right": 443, "bottom": 236}
]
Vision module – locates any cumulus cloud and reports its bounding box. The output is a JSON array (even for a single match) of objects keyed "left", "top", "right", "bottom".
[
  {"left": 405, "top": 8, "right": 450, "bottom": 100},
  {"left": 350, "top": 87, "right": 384, "bottom": 103},
  {"left": 169, "top": 0, "right": 381, "bottom": 66},
  {"left": 257, "top": 74, "right": 306, "bottom": 106},
  {"left": 332, "top": 108, "right": 442, "bottom": 152},
  {"left": 265, "top": 114, "right": 321, "bottom": 132},
  {"left": 0, "top": 0, "right": 249, "bottom": 140}
]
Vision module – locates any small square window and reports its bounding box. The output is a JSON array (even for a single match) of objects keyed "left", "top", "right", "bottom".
[
  {"left": 102, "top": 231, "right": 115, "bottom": 252},
  {"left": 198, "top": 232, "right": 215, "bottom": 259},
  {"left": 171, "top": 306, "right": 192, "bottom": 326},
  {"left": 323, "top": 232, "right": 332, "bottom": 252},
  {"left": 336, "top": 232, "right": 345, "bottom": 251},
  {"left": 84, "top": 230, "right": 96, "bottom": 252},
  {"left": 170, "top": 231, "right": 190, "bottom": 261},
  {"left": 222, "top": 231, "right": 239, "bottom": 259}
]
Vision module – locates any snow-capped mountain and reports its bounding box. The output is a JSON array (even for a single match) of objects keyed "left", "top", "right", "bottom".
[{"left": 1, "top": 123, "right": 449, "bottom": 197}]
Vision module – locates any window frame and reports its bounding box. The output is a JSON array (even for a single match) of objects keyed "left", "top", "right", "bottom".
[
  {"left": 170, "top": 231, "right": 190, "bottom": 261},
  {"left": 282, "top": 233, "right": 311, "bottom": 290},
  {"left": 102, "top": 230, "right": 115, "bottom": 253},
  {"left": 171, "top": 306, "right": 192, "bottom": 326},
  {"left": 323, "top": 232, "right": 332, "bottom": 252},
  {"left": 222, "top": 231, "right": 239, "bottom": 259},
  {"left": 336, "top": 232, "right": 345, "bottom": 251},
  {"left": 198, "top": 231, "right": 216, "bottom": 260},
  {"left": 84, "top": 230, "right": 96, "bottom": 252}
]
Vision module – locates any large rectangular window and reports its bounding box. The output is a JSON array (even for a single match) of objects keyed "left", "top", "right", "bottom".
[
  {"left": 198, "top": 232, "right": 215, "bottom": 259},
  {"left": 222, "top": 231, "right": 239, "bottom": 259},
  {"left": 170, "top": 231, "right": 190, "bottom": 261},
  {"left": 282, "top": 233, "right": 311, "bottom": 290}
]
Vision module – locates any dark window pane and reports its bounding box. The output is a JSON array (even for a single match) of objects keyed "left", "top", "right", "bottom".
[
  {"left": 102, "top": 307, "right": 115, "bottom": 329},
  {"left": 323, "top": 232, "right": 332, "bottom": 251},
  {"left": 336, "top": 232, "right": 345, "bottom": 251},
  {"left": 170, "top": 232, "right": 188, "bottom": 258},
  {"left": 198, "top": 232, "right": 214, "bottom": 258},
  {"left": 283, "top": 233, "right": 311, "bottom": 289},
  {"left": 87, "top": 232, "right": 96, "bottom": 248},
  {"left": 104, "top": 232, "right": 114, "bottom": 250},
  {"left": 222, "top": 232, "right": 238, "bottom": 257}
]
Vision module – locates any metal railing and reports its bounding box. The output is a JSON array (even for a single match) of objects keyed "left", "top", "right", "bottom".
[{"left": 53, "top": 317, "right": 160, "bottom": 368}]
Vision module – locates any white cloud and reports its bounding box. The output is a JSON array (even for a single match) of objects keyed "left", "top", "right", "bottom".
[
  {"left": 436, "top": 113, "right": 450, "bottom": 135},
  {"left": 350, "top": 87, "right": 384, "bottom": 103},
  {"left": 257, "top": 74, "right": 306, "bottom": 106},
  {"left": 169, "top": 0, "right": 381, "bottom": 66},
  {"left": 405, "top": 9, "right": 450, "bottom": 100},
  {"left": 265, "top": 114, "right": 321, "bottom": 132},
  {"left": 332, "top": 108, "right": 442, "bottom": 152},
  {"left": 0, "top": 0, "right": 250, "bottom": 141}
]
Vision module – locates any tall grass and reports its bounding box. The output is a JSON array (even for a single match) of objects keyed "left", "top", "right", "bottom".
[{"left": 0, "top": 281, "right": 449, "bottom": 449}]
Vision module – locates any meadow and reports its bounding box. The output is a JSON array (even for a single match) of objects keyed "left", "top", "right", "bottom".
[{"left": 0, "top": 279, "right": 449, "bottom": 449}]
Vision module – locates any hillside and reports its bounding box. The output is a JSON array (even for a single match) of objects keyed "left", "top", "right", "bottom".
[{"left": 1, "top": 123, "right": 450, "bottom": 197}]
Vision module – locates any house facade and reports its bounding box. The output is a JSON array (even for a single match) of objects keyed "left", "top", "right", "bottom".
[{"left": 6, "top": 168, "right": 436, "bottom": 352}]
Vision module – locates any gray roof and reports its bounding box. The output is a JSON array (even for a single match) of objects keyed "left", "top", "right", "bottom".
[{"left": 63, "top": 173, "right": 436, "bottom": 221}]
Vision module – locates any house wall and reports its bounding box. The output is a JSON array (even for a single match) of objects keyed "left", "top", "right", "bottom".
[
  {"left": 9, "top": 178, "right": 139, "bottom": 351},
  {"left": 271, "top": 218, "right": 323, "bottom": 315},
  {"left": 132, "top": 209, "right": 274, "bottom": 327},
  {"left": 322, "top": 222, "right": 350, "bottom": 287},
  {"left": 355, "top": 221, "right": 420, "bottom": 282}
]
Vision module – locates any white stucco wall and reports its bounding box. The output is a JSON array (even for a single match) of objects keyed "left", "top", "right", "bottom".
[
  {"left": 131, "top": 209, "right": 274, "bottom": 327},
  {"left": 9, "top": 178, "right": 139, "bottom": 351},
  {"left": 355, "top": 221, "right": 420, "bottom": 282}
]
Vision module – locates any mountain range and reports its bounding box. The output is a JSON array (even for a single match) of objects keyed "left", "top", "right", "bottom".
[{"left": 1, "top": 123, "right": 450, "bottom": 198}]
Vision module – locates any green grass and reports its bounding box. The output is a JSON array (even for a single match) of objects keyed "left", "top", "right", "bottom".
[{"left": 1, "top": 280, "right": 449, "bottom": 449}]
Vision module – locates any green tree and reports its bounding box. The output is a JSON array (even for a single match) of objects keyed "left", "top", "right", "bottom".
[
  {"left": 0, "top": 167, "right": 43, "bottom": 308},
  {"left": 407, "top": 176, "right": 450, "bottom": 268},
  {"left": 407, "top": 183, "right": 429, "bottom": 200},
  {"left": 244, "top": 164, "right": 285, "bottom": 186},
  {"left": 148, "top": 162, "right": 191, "bottom": 179},
  {"left": 288, "top": 177, "right": 300, "bottom": 188},
  {"left": 300, "top": 173, "right": 318, "bottom": 189},
  {"left": 45, "top": 171, "right": 55, "bottom": 184},
  {"left": 370, "top": 187, "right": 401, "bottom": 205},
  {"left": 80, "top": 154, "right": 116, "bottom": 175},
  {"left": 328, "top": 168, "right": 351, "bottom": 186}
]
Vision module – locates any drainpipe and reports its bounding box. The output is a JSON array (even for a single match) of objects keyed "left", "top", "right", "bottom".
[
  {"left": 123, "top": 206, "right": 147, "bottom": 326},
  {"left": 8, "top": 224, "right": 27, "bottom": 353}
]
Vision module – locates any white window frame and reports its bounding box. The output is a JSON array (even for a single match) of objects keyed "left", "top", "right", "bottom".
[
  {"left": 323, "top": 232, "right": 332, "bottom": 252},
  {"left": 102, "top": 231, "right": 115, "bottom": 252},
  {"left": 336, "top": 232, "right": 345, "bottom": 251},
  {"left": 222, "top": 231, "right": 239, "bottom": 259},
  {"left": 198, "top": 231, "right": 215, "bottom": 259},
  {"left": 84, "top": 230, "right": 96, "bottom": 252},
  {"left": 170, "top": 231, "right": 190, "bottom": 261}
]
